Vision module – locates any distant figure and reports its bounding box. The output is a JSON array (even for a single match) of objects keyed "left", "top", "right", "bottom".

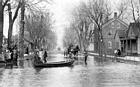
[
  {"left": 84, "top": 50, "right": 88, "bottom": 63},
  {"left": 64, "top": 49, "right": 68, "bottom": 57},
  {"left": 114, "top": 49, "right": 118, "bottom": 57},
  {"left": 11, "top": 49, "right": 18, "bottom": 63},
  {"left": 25, "top": 47, "right": 29, "bottom": 55},
  {"left": 39, "top": 49, "right": 43, "bottom": 62},
  {"left": 4, "top": 50, "right": 11, "bottom": 62},
  {"left": 73, "top": 45, "right": 80, "bottom": 56},
  {"left": 34, "top": 51, "right": 43, "bottom": 64},
  {"left": 43, "top": 50, "right": 48, "bottom": 63},
  {"left": 67, "top": 46, "right": 71, "bottom": 55},
  {"left": 117, "top": 49, "right": 121, "bottom": 56}
]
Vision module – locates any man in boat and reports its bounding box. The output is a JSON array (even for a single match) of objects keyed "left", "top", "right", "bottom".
[
  {"left": 43, "top": 50, "right": 48, "bottom": 63},
  {"left": 39, "top": 49, "right": 44, "bottom": 62},
  {"left": 4, "top": 50, "right": 11, "bottom": 62},
  {"left": 34, "top": 51, "right": 43, "bottom": 64},
  {"left": 67, "top": 44, "right": 74, "bottom": 58},
  {"left": 13, "top": 50, "right": 18, "bottom": 62}
]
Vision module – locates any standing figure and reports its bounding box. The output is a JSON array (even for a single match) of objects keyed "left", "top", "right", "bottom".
[
  {"left": 25, "top": 47, "right": 29, "bottom": 55},
  {"left": 117, "top": 49, "right": 121, "bottom": 56},
  {"left": 84, "top": 50, "right": 88, "bottom": 63},
  {"left": 4, "top": 50, "right": 11, "bottom": 62},
  {"left": 73, "top": 45, "right": 80, "bottom": 57},
  {"left": 43, "top": 50, "right": 48, "bottom": 63},
  {"left": 34, "top": 51, "right": 43, "bottom": 64},
  {"left": 39, "top": 49, "right": 43, "bottom": 62},
  {"left": 12, "top": 49, "right": 18, "bottom": 63}
]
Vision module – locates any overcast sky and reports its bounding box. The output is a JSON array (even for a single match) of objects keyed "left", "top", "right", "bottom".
[{"left": 49, "top": 0, "right": 83, "bottom": 47}]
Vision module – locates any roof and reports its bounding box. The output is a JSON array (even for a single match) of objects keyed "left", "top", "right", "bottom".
[
  {"left": 127, "top": 23, "right": 140, "bottom": 37},
  {"left": 102, "top": 18, "right": 128, "bottom": 28}
]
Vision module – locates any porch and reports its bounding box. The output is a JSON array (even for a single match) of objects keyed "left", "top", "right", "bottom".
[{"left": 120, "top": 38, "right": 138, "bottom": 56}]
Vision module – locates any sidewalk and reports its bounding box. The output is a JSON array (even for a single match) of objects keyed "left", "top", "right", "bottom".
[{"left": 87, "top": 52, "right": 140, "bottom": 62}]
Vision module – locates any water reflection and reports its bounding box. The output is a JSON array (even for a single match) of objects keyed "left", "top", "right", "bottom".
[{"left": 0, "top": 54, "right": 140, "bottom": 87}]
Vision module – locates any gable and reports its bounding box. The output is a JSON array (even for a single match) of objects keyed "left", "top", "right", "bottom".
[
  {"left": 102, "top": 19, "right": 128, "bottom": 38},
  {"left": 127, "top": 23, "right": 140, "bottom": 37},
  {"left": 102, "top": 18, "right": 128, "bottom": 29},
  {"left": 128, "top": 28, "right": 135, "bottom": 37}
]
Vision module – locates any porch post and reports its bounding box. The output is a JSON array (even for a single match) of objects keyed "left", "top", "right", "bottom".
[
  {"left": 136, "top": 38, "right": 138, "bottom": 54},
  {"left": 130, "top": 39, "right": 132, "bottom": 54},
  {"left": 126, "top": 39, "right": 128, "bottom": 55},
  {"left": 122, "top": 40, "right": 125, "bottom": 53}
]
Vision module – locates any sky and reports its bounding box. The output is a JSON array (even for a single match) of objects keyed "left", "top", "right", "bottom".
[
  {"left": 49, "top": 0, "right": 82, "bottom": 48},
  {"left": 3, "top": 0, "right": 121, "bottom": 48}
]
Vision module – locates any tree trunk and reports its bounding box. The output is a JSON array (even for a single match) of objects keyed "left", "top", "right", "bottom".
[
  {"left": 7, "top": 1, "right": 20, "bottom": 50},
  {"left": 7, "top": 3, "right": 13, "bottom": 49},
  {"left": 8, "top": 22, "right": 13, "bottom": 49},
  {"left": 0, "top": 1, "right": 3, "bottom": 54},
  {"left": 19, "top": 0, "right": 25, "bottom": 59}
]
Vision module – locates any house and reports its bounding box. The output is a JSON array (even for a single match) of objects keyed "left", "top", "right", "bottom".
[
  {"left": 120, "top": 23, "right": 140, "bottom": 55},
  {"left": 101, "top": 12, "right": 128, "bottom": 54}
]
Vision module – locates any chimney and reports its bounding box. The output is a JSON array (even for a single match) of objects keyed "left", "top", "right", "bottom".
[{"left": 114, "top": 12, "right": 117, "bottom": 18}]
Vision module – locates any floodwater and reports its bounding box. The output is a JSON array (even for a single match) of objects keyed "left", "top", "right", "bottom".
[{"left": 0, "top": 53, "right": 140, "bottom": 87}]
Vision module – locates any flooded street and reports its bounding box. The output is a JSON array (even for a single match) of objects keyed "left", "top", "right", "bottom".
[{"left": 0, "top": 53, "right": 140, "bottom": 87}]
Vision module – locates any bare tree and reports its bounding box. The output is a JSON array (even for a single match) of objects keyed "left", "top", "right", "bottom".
[
  {"left": 68, "top": 2, "right": 96, "bottom": 51},
  {"left": 63, "top": 26, "right": 79, "bottom": 48},
  {"left": 117, "top": 0, "right": 128, "bottom": 20},
  {"left": 85, "top": 0, "right": 112, "bottom": 56},
  {"left": 19, "top": 0, "right": 25, "bottom": 58},
  {"left": 69, "top": 0, "right": 111, "bottom": 56},
  {"left": 130, "top": 0, "right": 137, "bottom": 22},
  {"left": 24, "top": 11, "right": 54, "bottom": 51},
  {"left": 7, "top": 0, "right": 21, "bottom": 49},
  {"left": 118, "top": 0, "right": 140, "bottom": 22},
  {"left": 0, "top": 0, "right": 9, "bottom": 53},
  {"left": 17, "top": 0, "right": 52, "bottom": 58}
]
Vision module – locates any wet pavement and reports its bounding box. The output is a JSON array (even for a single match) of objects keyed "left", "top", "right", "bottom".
[{"left": 0, "top": 53, "right": 140, "bottom": 87}]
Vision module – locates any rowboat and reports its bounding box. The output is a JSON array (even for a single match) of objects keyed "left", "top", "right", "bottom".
[
  {"left": 0, "top": 61, "right": 5, "bottom": 67},
  {"left": 33, "top": 59, "right": 74, "bottom": 68}
]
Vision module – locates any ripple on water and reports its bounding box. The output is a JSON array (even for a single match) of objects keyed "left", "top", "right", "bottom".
[{"left": 0, "top": 54, "right": 140, "bottom": 87}]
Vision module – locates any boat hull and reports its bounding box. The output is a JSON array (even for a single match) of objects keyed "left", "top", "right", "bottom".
[{"left": 34, "top": 60, "right": 74, "bottom": 68}]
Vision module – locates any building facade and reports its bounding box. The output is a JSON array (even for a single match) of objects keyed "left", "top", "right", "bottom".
[
  {"left": 120, "top": 23, "right": 140, "bottom": 55},
  {"left": 101, "top": 13, "right": 128, "bottom": 55}
]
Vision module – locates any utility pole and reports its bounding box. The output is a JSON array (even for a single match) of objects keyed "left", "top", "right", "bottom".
[{"left": 19, "top": 0, "right": 25, "bottom": 59}]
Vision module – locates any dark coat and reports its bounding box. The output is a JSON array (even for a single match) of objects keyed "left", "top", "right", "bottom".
[{"left": 43, "top": 51, "right": 48, "bottom": 58}]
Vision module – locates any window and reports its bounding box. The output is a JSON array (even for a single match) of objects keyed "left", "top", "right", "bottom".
[{"left": 108, "top": 41, "right": 112, "bottom": 49}]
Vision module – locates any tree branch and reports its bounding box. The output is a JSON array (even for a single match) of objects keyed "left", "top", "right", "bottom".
[
  {"left": 12, "top": 1, "right": 21, "bottom": 22},
  {"left": 131, "top": 0, "right": 136, "bottom": 22},
  {"left": 3, "top": 0, "right": 9, "bottom": 8}
]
